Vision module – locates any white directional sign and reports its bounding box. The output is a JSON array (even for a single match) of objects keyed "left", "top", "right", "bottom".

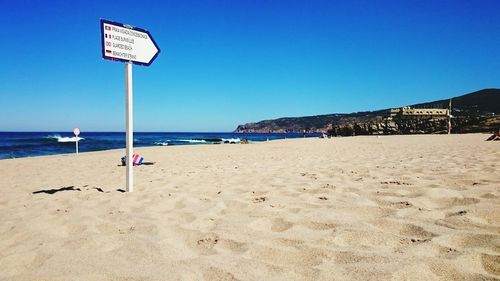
[
  {"left": 100, "top": 19, "right": 161, "bottom": 192},
  {"left": 100, "top": 19, "right": 160, "bottom": 66}
]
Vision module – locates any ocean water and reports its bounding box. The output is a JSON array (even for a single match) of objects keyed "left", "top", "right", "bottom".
[{"left": 0, "top": 132, "right": 320, "bottom": 160}]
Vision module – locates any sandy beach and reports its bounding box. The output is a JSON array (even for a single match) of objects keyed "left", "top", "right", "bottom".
[{"left": 0, "top": 134, "right": 498, "bottom": 281}]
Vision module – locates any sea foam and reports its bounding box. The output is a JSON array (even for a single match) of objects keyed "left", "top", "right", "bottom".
[
  {"left": 221, "top": 138, "right": 241, "bottom": 143},
  {"left": 46, "top": 134, "right": 84, "bottom": 143},
  {"left": 178, "top": 139, "right": 207, "bottom": 143}
]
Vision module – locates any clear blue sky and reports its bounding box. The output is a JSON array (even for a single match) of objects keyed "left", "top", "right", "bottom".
[{"left": 1, "top": 0, "right": 499, "bottom": 132}]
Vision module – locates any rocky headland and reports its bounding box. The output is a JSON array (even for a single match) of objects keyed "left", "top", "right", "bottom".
[{"left": 235, "top": 89, "right": 500, "bottom": 136}]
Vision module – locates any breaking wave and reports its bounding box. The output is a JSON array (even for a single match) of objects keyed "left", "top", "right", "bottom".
[
  {"left": 46, "top": 134, "right": 84, "bottom": 143},
  {"left": 176, "top": 138, "right": 241, "bottom": 144},
  {"left": 178, "top": 139, "right": 207, "bottom": 143},
  {"left": 221, "top": 138, "right": 241, "bottom": 143}
]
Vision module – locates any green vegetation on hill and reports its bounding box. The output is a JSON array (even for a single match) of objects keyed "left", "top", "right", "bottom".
[{"left": 235, "top": 89, "right": 500, "bottom": 135}]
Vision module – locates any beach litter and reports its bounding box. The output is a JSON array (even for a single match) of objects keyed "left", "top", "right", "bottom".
[
  {"left": 485, "top": 132, "right": 500, "bottom": 141},
  {"left": 121, "top": 154, "right": 144, "bottom": 166}
]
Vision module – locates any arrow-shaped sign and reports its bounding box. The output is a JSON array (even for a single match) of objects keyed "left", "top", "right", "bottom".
[{"left": 100, "top": 19, "right": 160, "bottom": 66}]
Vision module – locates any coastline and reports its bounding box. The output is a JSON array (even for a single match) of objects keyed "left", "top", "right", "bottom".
[
  {"left": 0, "top": 132, "right": 491, "bottom": 161},
  {"left": 1, "top": 134, "right": 498, "bottom": 280},
  {"left": 0, "top": 132, "right": 321, "bottom": 160}
]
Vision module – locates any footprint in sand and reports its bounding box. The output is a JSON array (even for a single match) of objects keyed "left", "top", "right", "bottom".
[
  {"left": 445, "top": 210, "right": 467, "bottom": 217},
  {"left": 427, "top": 262, "right": 459, "bottom": 278},
  {"left": 481, "top": 253, "right": 500, "bottom": 276},
  {"left": 427, "top": 260, "right": 493, "bottom": 281},
  {"left": 373, "top": 191, "right": 402, "bottom": 197},
  {"left": 218, "top": 239, "right": 247, "bottom": 253},
  {"left": 304, "top": 221, "right": 336, "bottom": 231},
  {"left": 273, "top": 238, "right": 305, "bottom": 248},
  {"left": 374, "top": 198, "right": 413, "bottom": 209},
  {"left": 480, "top": 193, "right": 497, "bottom": 199},
  {"left": 252, "top": 196, "right": 267, "bottom": 203},
  {"left": 203, "top": 267, "right": 240, "bottom": 281},
  {"left": 399, "top": 223, "right": 436, "bottom": 240},
  {"left": 270, "top": 218, "right": 293, "bottom": 232},
  {"left": 196, "top": 233, "right": 219, "bottom": 250},
  {"left": 300, "top": 172, "right": 318, "bottom": 180},
  {"left": 322, "top": 183, "right": 335, "bottom": 190},
  {"left": 334, "top": 251, "right": 391, "bottom": 264},
  {"left": 389, "top": 201, "right": 413, "bottom": 209},
  {"left": 442, "top": 197, "right": 480, "bottom": 207},
  {"left": 380, "top": 180, "right": 412, "bottom": 186},
  {"left": 444, "top": 233, "right": 499, "bottom": 250},
  {"left": 368, "top": 220, "right": 435, "bottom": 245},
  {"left": 399, "top": 237, "right": 431, "bottom": 244},
  {"left": 438, "top": 246, "right": 461, "bottom": 259}
]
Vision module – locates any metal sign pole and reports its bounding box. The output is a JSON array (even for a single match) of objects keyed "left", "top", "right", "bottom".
[
  {"left": 101, "top": 19, "right": 160, "bottom": 193},
  {"left": 125, "top": 62, "right": 134, "bottom": 192},
  {"left": 73, "top": 128, "right": 80, "bottom": 155}
]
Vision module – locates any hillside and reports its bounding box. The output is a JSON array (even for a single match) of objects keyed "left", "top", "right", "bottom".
[{"left": 234, "top": 89, "right": 500, "bottom": 135}]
